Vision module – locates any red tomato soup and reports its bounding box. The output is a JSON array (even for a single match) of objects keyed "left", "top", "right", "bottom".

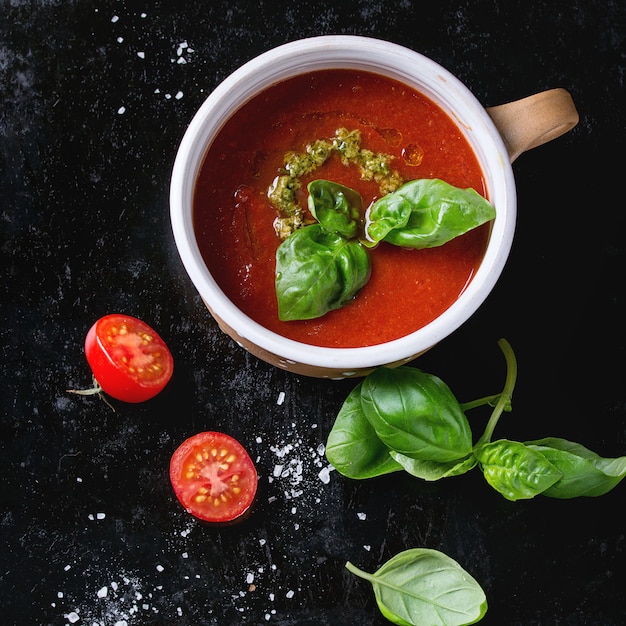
[{"left": 193, "top": 70, "right": 490, "bottom": 348}]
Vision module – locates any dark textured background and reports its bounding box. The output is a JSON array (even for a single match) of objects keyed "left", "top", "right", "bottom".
[{"left": 1, "top": 1, "right": 624, "bottom": 624}]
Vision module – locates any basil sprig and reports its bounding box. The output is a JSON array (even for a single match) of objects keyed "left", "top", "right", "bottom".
[
  {"left": 275, "top": 178, "right": 495, "bottom": 321},
  {"left": 326, "top": 339, "right": 626, "bottom": 501},
  {"left": 347, "top": 549, "right": 488, "bottom": 626}
]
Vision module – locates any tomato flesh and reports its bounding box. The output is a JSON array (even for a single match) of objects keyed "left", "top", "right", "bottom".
[
  {"left": 170, "top": 432, "right": 258, "bottom": 523},
  {"left": 85, "top": 314, "right": 174, "bottom": 403}
]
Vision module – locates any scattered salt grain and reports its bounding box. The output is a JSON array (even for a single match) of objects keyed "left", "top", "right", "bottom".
[
  {"left": 117, "top": 106, "right": 126, "bottom": 115},
  {"left": 156, "top": 565, "right": 164, "bottom": 572},
  {"left": 66, "top": 611, "right": 80, "bottom": 623},
  {"left": 318, "top": 466, "right": 333, "bottom": 484},
  {"left": 140, "top": 12, "right": 147, "bottom": 18},
  {"left": 175, "top": 91, "right": 183, "bottom": 100},
  {"left": 137, "top": 51, "right": 145, "bottom": 59},
  {"left": 64, "top": 565, "right": 71, "bottom": 571},
  {"left": 76, "top": 477, "right": 82, "bottom": 482},
  {"left": 97, "top": 586, "right": 108, "bottom": 598},
  {"left": 364, "top": 545, "right": 371, "bottom": 551},
  {"left": 286, "top": 590, "right": 295, "bottom": 598},
  {"left": 96, "top": 512, "right": 106, "bottom": 520},
  {"left": 357, "top": 512, "right": 367, "bottom": 520},
  {"left": 182, "top": 552, "right": 188, "bottom": 558},
  {"left": 116, "top": 36, "right": 124, "bottom": 43},
  {"left": 111, "top": 15, "right": 119, "bottom": 23},
  {"left": 276, "top": 391, "right": 285, "bottom": 405},
  {"left": 246, "top": 572, "right": 254, "bottom": 584}
]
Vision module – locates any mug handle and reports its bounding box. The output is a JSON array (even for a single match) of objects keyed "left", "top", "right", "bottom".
[{"left": 486, "top": 88, "right": 579, "bottom": 162}]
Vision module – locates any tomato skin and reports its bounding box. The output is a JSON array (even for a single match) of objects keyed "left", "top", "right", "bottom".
[
  {"left": 170, "top": 431, "right": 258, "bottom": 523},
  {"left": 85, "top": 314, "right": 174, "bottom": 403}
]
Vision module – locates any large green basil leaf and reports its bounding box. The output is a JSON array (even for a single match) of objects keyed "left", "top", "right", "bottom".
[
  {"left": 360, "top": 366, "right": 473, "bottom": 463},
  {"left": 390, "top": 451, "right": 477, "bottom": 481},
  {"left": 525, "top": 437, "right": 626, "bottom": 498},
  {"left": 474, "top": 439, "right": 562, "bottom": 501},
  {"left": 365, "top": 178, "right": 496, "bottom": 248},
  {"left": 275, "top": 224, "right": 370, "bottom": 321},
  {"left": 326, "top": 384, "right": 403, "bottom": 479},
  {"left": 346, "top": 548, "right": 488, "bottom": 626},
  {"left": 307, "top": 179, "right": 363, "bottom": 239}
]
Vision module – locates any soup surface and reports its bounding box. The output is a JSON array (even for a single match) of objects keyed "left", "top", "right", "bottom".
[{"left": 193, "top": 69, "right": 490, "bottom": 348}]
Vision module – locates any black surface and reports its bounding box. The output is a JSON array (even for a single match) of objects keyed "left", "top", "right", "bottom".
[{"left": 1, "top": 1, "right": 625, "bottom": 625}]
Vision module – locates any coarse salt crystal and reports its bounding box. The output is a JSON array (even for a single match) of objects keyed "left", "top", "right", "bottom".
[
  {"left": 97, "top": 586, "right": 108, "bottom": 598},
  {"left": 156, "top": 564, "right": 164, "bottom": 572},
  {"left": 117, "top": 107, "right": 126, "bottom": 115},
  {"left": 175, "top": 91, "right": 183, "bottom": 100},
  {"left": 364, "top": 545, "right": 371, "bottom": 551},
  {"left": 286, "top": 589, "right": 295, "bottom": 598},
  {"left": 116, "top": 36, "right": 124, "bottom": 43},
  {"left": 246, "top": 572, "right": 254, "bottom": 584},
  {"left": 96, "top": 512, "right": 105, "bottom": 520},
  {"left": 357, "top": 512, "right": 367, "bottom": 520},
  {"left": 318, "top": 466, "right": 333, "bottom": 484},
  {"left": 66, "top": 612, "right": 80, "bottom": 623},
  {"left": 137, "top": 51, "right": 145, "bottom": 59},
  {"left": 277, "top": 391, "right": 285, "bottom": 405},
  {"left": 111, "top": 15, "right": 119, "bottom": 22}
]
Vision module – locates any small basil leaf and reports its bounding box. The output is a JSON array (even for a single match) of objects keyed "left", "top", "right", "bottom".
[
  {"left": 346, "top": 548, "right": 488, "bottom": 626},
  {"left": 307, "top": 179, "right": 363, "bottom": 239},
  {"left": 390, "top": 451, "right": 477, "bottom": 481},
  {"left": 525, "top": 437, "right": 626, "bottom": 498},
  {"left": 275, "top": 224, "right": 371, "bottom": 321},
  {"left": 474, "top": 439, "right": 562, "bottom": 501},
  {"left": 326, "top": 384, "right": 403, "bottom": 479},
  {"left": 360, "top": 366, "right": 473, "bottom": 463},
  {"left": 366, "top": 178, "right": 496, "bottom": 248}
]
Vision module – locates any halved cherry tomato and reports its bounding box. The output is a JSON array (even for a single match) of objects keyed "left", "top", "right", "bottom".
[
  {"left": 84, "top": 314, "right": 174, "bottom": 403},
  {"left": 170, "top": 431, "right": 258, "bottom": 523}
]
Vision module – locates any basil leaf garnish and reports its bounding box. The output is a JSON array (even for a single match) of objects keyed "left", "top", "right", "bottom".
[
  {"left": 326, "top": 383, "right": 402, "bottom": 479},
  {"left": 390, "top": 451, "right": 477, "bottom": 481},
  {"left": 275, "top": 224, "right": 370, "bottom": 321},
  {"left": 307, "top": 179, "right": 363, "bottom": 239},
  {"left": 525, "top": 437, "right": 626, "bottom": 498},
  {"left": 474, "top": 439, "right": 562, "bottom": 501},
  {"left": 360, "top": 366, "right": 473, "bottom": 463},
  {"left": 346, "top": 548, "right": 488, "bottom": 626},
  {"left": 366, "top": 178, "right": 496, "bottom": 248}
]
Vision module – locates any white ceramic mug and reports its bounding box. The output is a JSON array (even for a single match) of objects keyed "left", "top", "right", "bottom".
[{"left": 170, "top": 35, "right": 578, "bottom": 378}]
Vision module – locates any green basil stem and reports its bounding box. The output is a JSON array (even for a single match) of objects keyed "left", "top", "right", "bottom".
[
  {"left": 475, "top": 338, "right": 517, "bottom": 446},
  {"left": 459, "top": 393, "right": 502, "bottom": 412}
]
